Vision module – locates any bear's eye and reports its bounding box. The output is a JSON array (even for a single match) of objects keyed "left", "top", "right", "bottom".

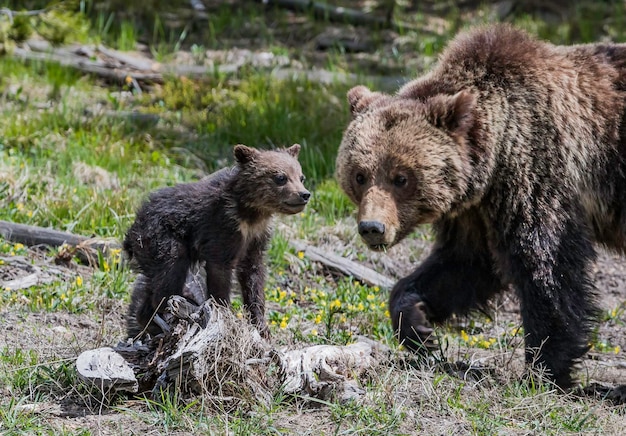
[
  {"left": 355, "top": 173, "right": 366, "bottom": 185},
  {"left": 274, "top": 174, "right": 288, "bottom": 186},
  {"left": 300, "top": 175, "right": 306, "bottom": 183},
  {"left": 393, "top": 175, "right": 407, "bottom": 187}
]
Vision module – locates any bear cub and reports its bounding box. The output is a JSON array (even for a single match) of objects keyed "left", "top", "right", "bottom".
[
  {"left": 124, "top": 144, "right": 309, "bottom": 338},
  {"left": 336, "top": 24, "right": 626, "bottom": 388}
]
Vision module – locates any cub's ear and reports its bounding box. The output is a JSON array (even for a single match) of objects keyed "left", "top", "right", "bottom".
[
  {"left": 347, "top": 85, "right": 389, "bottom": 115},
  {"left": 285, "top": 143, "right": 301, "bottom": 158},
  {"left": 234, "top": 144, "right": 258, "bottom": 164},
  {"left": 425, "top": 91, "right": 476, "bottom": 138}
]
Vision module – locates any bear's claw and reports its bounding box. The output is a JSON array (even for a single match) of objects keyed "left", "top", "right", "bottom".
[{"left": 398, "top": 301, "right": 438, "bottom": 352}]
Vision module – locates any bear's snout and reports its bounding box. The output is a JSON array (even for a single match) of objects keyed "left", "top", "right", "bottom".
[
  {"left": 358, "top": 220, "right": 385, "bottom": 237},
  {"left": 358, "top": 220, "right": 389, "bottom": 249},
  {"left": 300, "top": 190, "right": 311, "bottom": 202},
  {"left": 356, "top": 187, "right": 399, "bottom": 249}
]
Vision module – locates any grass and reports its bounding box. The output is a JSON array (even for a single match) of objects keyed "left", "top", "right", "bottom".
[{"left": 0, "top": 2, "right": 625, "bottom": 435}]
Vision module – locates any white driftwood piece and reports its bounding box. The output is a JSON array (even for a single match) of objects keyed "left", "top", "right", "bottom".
[
  {"left": 280, "top": 338, "right": 386, "bottom": 402},
  {"left": 76, "top": 347, "right": 138, "bottom": 393}
]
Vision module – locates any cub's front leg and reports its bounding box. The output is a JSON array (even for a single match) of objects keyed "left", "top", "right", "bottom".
[{"left": 236, "top": 234, "right": 271, "bottom": 338}]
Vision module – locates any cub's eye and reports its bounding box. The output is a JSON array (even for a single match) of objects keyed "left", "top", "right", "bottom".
[
  {"left": 393, "top": 175, "right": 407, "bottom": 187},
  {"left": 300, "top": 175, "right": 306, "bottom": 183},
  {"left": 355, "top": 173, "right": 366, "bottom": 185},
  {"left": 274, "top": 174, "right": 288, "bottom": 186}
]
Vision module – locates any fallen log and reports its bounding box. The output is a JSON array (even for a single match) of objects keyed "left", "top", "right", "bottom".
[
  {"left": 258, "top": 0, "right": 424, "bottom": 34},
  {"left": 290, "top": 239, "right": 395, "bottom": 289},
  {"left": 0, "top": 220, "right": 119, "bottom": 266}
]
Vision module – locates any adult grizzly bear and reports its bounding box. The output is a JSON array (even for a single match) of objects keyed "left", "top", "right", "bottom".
[
  {"left": 336, "top": 24, "right": 626, "bottom": 388},
  {"left": 124, "top": 144, "right": 310, "bottom": 338}
]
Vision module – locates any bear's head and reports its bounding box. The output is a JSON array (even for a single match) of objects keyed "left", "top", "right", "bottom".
[
  {"left": 335, "top": 86, "right": 476, "bottom": 250},
  {"left": 234, "top": 144, "right": 310, "bottom": 215}
]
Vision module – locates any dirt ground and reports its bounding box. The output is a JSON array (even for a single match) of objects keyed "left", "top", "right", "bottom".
[{"left": 1, "top": 231, "right": 625, "bottom": 434}]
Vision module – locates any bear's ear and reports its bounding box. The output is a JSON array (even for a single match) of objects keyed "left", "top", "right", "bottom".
[
  {"left": 285, "top": 143, "right": 301, "bottom": 158},
  {"left": 347, "top": 85, "right": 388, "bottom": 115},
  {"left": 425, "top": 91, "right": 476, "bottom": 137},
  {"left": 234, "top": 144, "right": 258, "bottom": 164}
]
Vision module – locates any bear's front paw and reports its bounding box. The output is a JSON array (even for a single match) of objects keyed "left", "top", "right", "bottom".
[{"left": 396, "top": 301, "right": 438, "bottom": 352}]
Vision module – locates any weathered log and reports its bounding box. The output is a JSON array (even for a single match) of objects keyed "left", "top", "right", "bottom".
[
  {"left": 290, "top": 239, "right": 395, "bottom": 289},
  {"left": 12, "top": 46, "right": 165, "bottom": 84},
  {"left": 258, "top": 0, "right": 423, "bottom": 34},
  {"left": 0, "top": 220, "right": 120, "bottom": 265},
  {"left": 280, "top": 336, "right": 389, "bottom": 402}
]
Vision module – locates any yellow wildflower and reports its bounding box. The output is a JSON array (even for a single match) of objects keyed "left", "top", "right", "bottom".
[
  {"left": 314, "top": 314, "right": 322, "bottom": 324},
  {"left": 75, "top": 276, "right": 83, "bottom": 286},
  {"left": 329, "top": 299, "right": 341, "bottom": 310},
  {"left": 110, "top": 248, "right": 122, "bottom": 263},
  {"left": 311, "top": 329, "right": 318, "bottom": 336},
  {"left": 460, "top": 330, "right": 469, "bottom": 342},
  {"left": 279, "top": 319, "right": 288, "bottom": 329},
  {"left": 297, "top": 251, "right": 305, "bottom": 260}
]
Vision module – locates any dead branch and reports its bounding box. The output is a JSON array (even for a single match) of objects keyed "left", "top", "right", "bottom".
[
  {"left": 258, "top": 0, "right": 424, "bottom": 34},
  {"left": 0, "top": 220, "right": 120, "bottom": 266},
  {"left": 0, "top": 7, "right": 47, "bottom": 22},
  {"left": 290, "top": 239, "right": 395, "bottom": 289}
]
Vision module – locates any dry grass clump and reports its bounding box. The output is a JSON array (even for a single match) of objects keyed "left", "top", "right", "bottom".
[{"left": 152, "top": 301, "right": 280, "bottom": 411}]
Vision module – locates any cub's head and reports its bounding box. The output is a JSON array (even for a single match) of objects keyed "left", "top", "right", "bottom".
[
  {"left": 335, "top": 85, "right": 476, "bottom": 250},
  {"left": 234, "top": 143, "right": 310, "bottom": 215}
]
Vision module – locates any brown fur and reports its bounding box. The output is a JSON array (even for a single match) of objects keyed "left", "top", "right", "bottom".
[
  {"left": 336, "top": 24, "right": 626, "bottom": 388},
  {"left": 124, "top": 144, "right": 310, "bottom": 338}
]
